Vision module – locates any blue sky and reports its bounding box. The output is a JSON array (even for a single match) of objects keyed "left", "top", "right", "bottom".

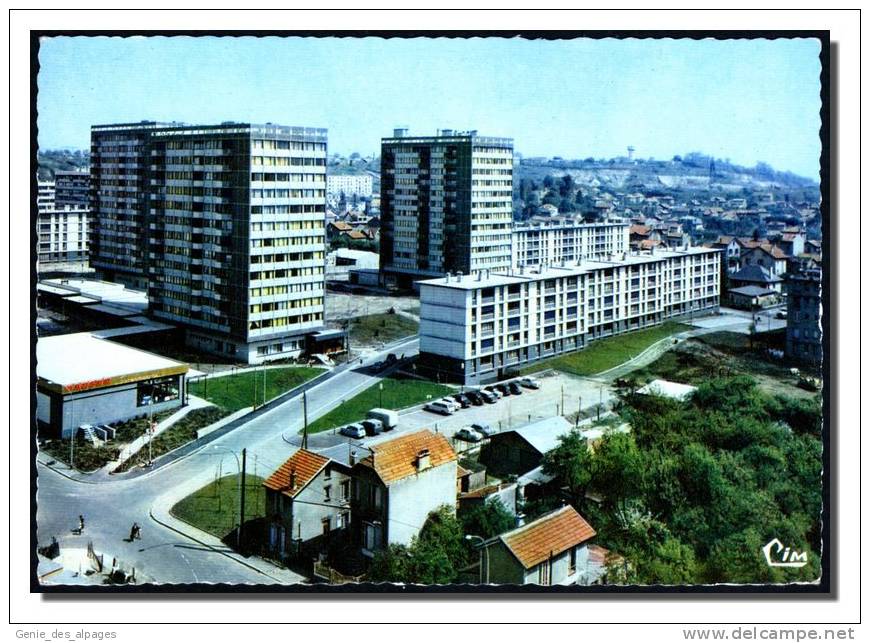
[{"left": 37, "top": 36, "right": 822, "bottom": 178}]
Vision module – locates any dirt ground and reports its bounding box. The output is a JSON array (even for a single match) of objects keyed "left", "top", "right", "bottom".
[
  {"left": 634, "top": 337, "right": 819, "bottom": 401},
  {"left": 325, "top": 290, "right": 421, "bottom": 321}
]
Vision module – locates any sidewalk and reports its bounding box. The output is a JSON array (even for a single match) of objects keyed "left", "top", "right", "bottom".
[
  {"left": 149, "top": 479, "right": 308, "bottom": 585},
  {"left": 108, "top": 397, "right": 213, "bottom": 472}
]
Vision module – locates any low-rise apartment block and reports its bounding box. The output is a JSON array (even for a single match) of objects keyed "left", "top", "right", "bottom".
[
  {"left": 326, "top": 173, "right": 373, "bottom": 198},
  {"left": 511, "top": 218, "right": 630, "bottom": 268},
  {"left": 36, "top": 181, "right": 89, "bottom": 267},
  {"left": 418, "top": 247, "right": 721, "bottom": 384}
]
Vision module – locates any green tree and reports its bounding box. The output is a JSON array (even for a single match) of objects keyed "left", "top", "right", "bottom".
[
  {"left": 460, "top": 498, "right": 515, "bottom": 540},
  {"left": 368, "top": 544, "right": 411, "bottom": 582},
  {"left": 541, "top": 430, "right": 593, "bottom": 507},
  {"left": 590, "top": 432, "right": 644, "bottom": 513}
]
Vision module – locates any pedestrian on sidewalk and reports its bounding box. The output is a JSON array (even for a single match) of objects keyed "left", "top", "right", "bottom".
[
  {"left": 129, "top": 522, "right": 140, "bottom": 541},
  {"left": 78, "top": 515, "right": 85, "bottom": 533}
]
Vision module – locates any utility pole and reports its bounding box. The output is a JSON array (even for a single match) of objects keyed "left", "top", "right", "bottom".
[
  {"left": 263, "top": 366, "right": 267, "bottom": 406},
  {"left": 561, "top": 385, "right": 565, "bottom": 416},
  {"left": 577, "top": 396, "right": 582, "bottom": 429},
  {"left": 253, "top": 369, "right": 258, "bottom": 410},
  {"left": 598, "top": 387, "right": 603, "bottom": 422},
  {"left": 239, "top": 448, "right": 247, "bottom": 551},
  {"left": 301, "top": 391, "right": 309, "bottom": 450},
  {"left": 379, "top": 381, "right": 383, "bottom": 407}
]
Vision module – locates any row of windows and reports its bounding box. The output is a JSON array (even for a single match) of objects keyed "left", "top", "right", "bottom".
[
  {"left": 249, "top": 312, "right": 322, "bottom": 330},
  {"left": 252, "top": 139, "right": 325, "bottom": 151},
  {"left": 251, "top": 238, "right": 323, "bottom": 249},
  {"left": 250, "top": 204, "right": 325, "bottom": 215},
  {"left": 250, "top": 251, "right": 323, "bottom": 264},
  {"left": 250, "top": 297, "right": 322, "bottom": 313},
  {"left": 250, "top": 267, "right": 322, "bottom": 280},
  {"left": 251, "top": 220, "right": 321, "bottom": 231},
  {"left": 251, "top": 156, "right": 326, "bottom": 167},
  {"left": 250, "top": 282, "right": 321, "bottom": 297},
  {"left": 251, "top": 173, "right": 324, "bottom": 183},
  {"left": 251, "top": 189, "right": 325, "bottom": 199}
]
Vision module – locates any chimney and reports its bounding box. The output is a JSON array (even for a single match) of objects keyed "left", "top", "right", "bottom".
[
  {"left": 415, "top": 448, "right": 431, "bottom": 472},
  {"left": 289, "top": 468, "right": 297, "bottom": 491},
  {"left": 515, "top": 512, "right": 526, "bottom": 528},
  {"left": 349, "top": 450, "right": 356, "bottom": 466}
]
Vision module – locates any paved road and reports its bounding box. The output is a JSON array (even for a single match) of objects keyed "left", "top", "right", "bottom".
[{"left": 36, "top": 336, "right": 419, "bottom": 586}]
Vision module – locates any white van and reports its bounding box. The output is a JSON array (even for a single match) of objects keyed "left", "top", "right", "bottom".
[
  {"left": 425, "top": 400, "right": 455, "bottom": 416},
  {"left": 367, "top": 408, "right": 399, "bottom": 430}
]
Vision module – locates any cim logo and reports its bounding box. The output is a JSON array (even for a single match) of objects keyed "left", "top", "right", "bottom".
[{"left": 762, "top": 538, "right": 808, "bottom": 568}]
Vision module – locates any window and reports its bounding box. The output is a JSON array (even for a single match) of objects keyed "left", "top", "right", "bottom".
[
  {"left": 340, "top": 480, "right": 350, "bottom": 501},
  {"left": 364, "top": 521, "right": 382, "bottom": 551},
  {"left": 324, "top": 485, "right": 331, "bottom": 501},
  {"left": 321, "top": 518, "right": 330, "bottom": 536}
]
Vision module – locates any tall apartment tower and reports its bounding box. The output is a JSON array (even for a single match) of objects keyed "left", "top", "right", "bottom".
[
  {"left": 379, "top": 129, "right": 513, "bottom": 289},
  {"left": 90, "top": 121, "right": 328, "bottom": 363}
]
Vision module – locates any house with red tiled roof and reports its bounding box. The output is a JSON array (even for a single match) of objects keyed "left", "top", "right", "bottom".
[
  {"left": 262, "top": 449, "right": 353, "bottom": 562},
  {"left": 477, "top": 506, "right": 597, "bottom": 585},
  {"left": 351, "top": 430, "right": 458, "bottom": 555},
  {"left": 740, "top": 243, "right": 789, "bottom": 276}
]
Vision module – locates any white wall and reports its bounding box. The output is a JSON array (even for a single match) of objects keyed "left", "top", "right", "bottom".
[{"left": 387, "top": 461, "right": 458, "bottom": 547}]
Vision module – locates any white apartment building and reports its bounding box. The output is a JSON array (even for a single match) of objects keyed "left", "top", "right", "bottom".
[
  {"left": 418, "top": 247, "right": 721, "bottom": 384},
  {"left": 36, "top": 181, "right": 89, "bottom": 267},
  {"left": 326, "top": 173, "right": 374, "bottom": 198},
  {"left": 380, "top": 129, "right": 513, "bottom": 289},
  {"left": 512, "top": 218, "right": 630, "bottom": 268}
]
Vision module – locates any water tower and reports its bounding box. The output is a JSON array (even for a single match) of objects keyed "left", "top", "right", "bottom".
[{"left": 627, "top": 145, "right": 635, "bottom": 161}]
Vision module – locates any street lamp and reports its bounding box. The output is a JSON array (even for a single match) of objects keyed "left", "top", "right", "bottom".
[
  {"left": 465, "top": 534, "right": 489, "bottom": 584},
  {"left": 205, "top": 445, "right": 244, "bottom": 550}
]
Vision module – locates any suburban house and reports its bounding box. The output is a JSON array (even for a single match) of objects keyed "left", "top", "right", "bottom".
[
  {"left": 262, "top": 449, "right": 353, "bottom": 562},
  {"left": 478, "top": 417, "right": 573, "bottom": 478},
  {"left": 710, "top": 235, "right": 742, "bottom": 271},
  {"left": 477, "top": 505, "right": 597, "bottom": 585},
  {"left": 729, "top": 263, "right": 784, "bottom": 294},
  {"left": 351, "top": 430, "right": 458, "bottom": 557},
  {"left": 740, "top": 244, "right": 789, "bottom": 276},
  {"left": 774, "top": 231, "right": 806, "bottom": 257},
  {"left": 327, "top": 220, "right": 354, "bottom": 240}
]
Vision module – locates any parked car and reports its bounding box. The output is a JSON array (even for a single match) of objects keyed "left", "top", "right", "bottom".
[
  {"left": 367, "top": 408, "right": 398, "bottom": 430},
  {"left": 485, "top": 385, "right": 503, "bottom": 399},
  {"left": 425, "top": 400, "right": 455, "bottom": 415},
  {"left": 479, "top": 389, "right": 498, "bottom": 404},
  {"left": 495, "top": 383, "right": 512, "bottom": 397},
  {"left": 465, "top": 390, "right": 484, "bottom": 406},
  {"left": 361, "top": 419, "right": 384, "bottom": 436},
  {"left": 440, "top": 397, "right": 461, "bottom": 412},
  {"left": 776, "top": 310, "right": 787, "bottom": 319},
  {"left": 384, "top": 353, "right": 399, "bottom": 367},
  {"left": 452, "top": 393, "right": 471, "bottom": 408},
  {"left": 455, "top": 427, "right": 483, "bottom": 442},
  {"left": 519, "top": 377, "right": 541, "bottom": 389},
  {"left": 339, "top": 424, "right": 366, "bottom": 439},
  {"left": 507, "top": 382, "right": 523, "bottom": 395},
  {"left": 470, "top": 422, "right": 496, "bottom": 438}
]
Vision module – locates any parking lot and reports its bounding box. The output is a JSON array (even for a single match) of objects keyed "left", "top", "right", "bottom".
[{"left": 316, "top": 370, "right": 616, "bottom": 455}]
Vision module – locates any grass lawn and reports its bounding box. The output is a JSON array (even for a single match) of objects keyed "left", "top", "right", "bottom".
[
  {"left": 306, "top": 374, "right": 454, "bottom": 434},
  {"left": 347, "top": 313, "right": 418, "bottom": 347},
  {"left": 189, "top": 366, "right": 324, "bottom": 412},
  {"left": 171, "top": 474, "right": 266, "bottom": 545},
  {"left": 521, "top": 322, "right": 691, "bottom": 377},
  {"left": 114, "top": 407, "right": 232, "bottom": 472}
]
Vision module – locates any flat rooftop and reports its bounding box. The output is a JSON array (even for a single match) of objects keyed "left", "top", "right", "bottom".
[
  {"left": 420, "top": 247, "right": 721, "bottom": 291},
  {"left": 37, "top": 332, "right": 188, "bottom": 394}
]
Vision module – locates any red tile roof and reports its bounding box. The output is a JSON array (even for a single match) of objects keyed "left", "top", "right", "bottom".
[
  {"left": 639, "top": 239, "right": 663, "bottom": 250},
  {"left": 262, "top": 449, "right": 329, "bottom": 498},
  {"left": 329, "top": 221, "right": 353, "bottom": 231},
  {"left": 359, "top": 430, "right": 456, "bottom": 485},
  {"left": 500, "top": 506, "right": 596, "bottom": 569},
  {"left": 630, "top": 225, "right": 650, "bottom": 236}
]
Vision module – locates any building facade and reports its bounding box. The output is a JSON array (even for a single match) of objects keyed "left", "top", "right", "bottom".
[
  {"left": 785, "top": 269, "right": 822, "bottom": 366},
  {"left": 90, "top": 121, "right": 328, "bottom": 363},
  {"left": 511, "top": 218, "right": 630, "bottom": 268},
  {"left": 36, "top": 181, "right": 89, "bottom": 267},
  {"left": 326, "top": 173, "right": 374, "bottom": 198},
  {"left": 55, "top": 171, "right": 91, "bottom": 207},
  {"left": 380, "top": 129, "right": 513, "bottom": 289},
  {"left": 418, "top": 247, "right": 721, "bottom": 384}
]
